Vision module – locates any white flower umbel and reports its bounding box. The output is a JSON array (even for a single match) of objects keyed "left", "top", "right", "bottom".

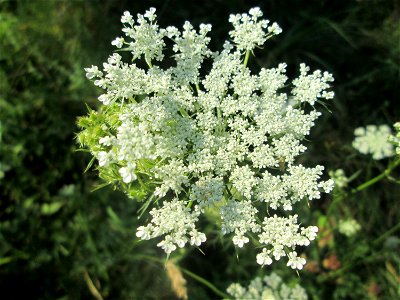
[
  {"left": 167, "top": 22, "right": 212, "bottom": 85},
  {"left": 229, "top": 7, "right": 282, "bottom": 51},
  {"left": 121, "top": 7, "right": 166, "bottom": 62},
  {"left": 284, "top": 165, "right": 334, "bottom": 203},
  {"left": 220, "top": 200, "right": 260, "bottom": 248},
  {"left": 79, "top": 7, "right": 335, "bottom": 269},
  {"left": 136, "top": 199, "right": 206, "bottom": 253},
  {"left": 257, "top": 215, "right": 318, "bottom": 269},
  {"left": 189, "top": 175, "right": 224, "bottom": 207},
  {"left": 329, "top": 169, "right": 348, "bottom": 189},
  {"left": 226, "top": 272, "right": 308, "bottom": 300},
  {"left": 353, "top": 124, "right": 394, "bottom": 160},
  {"left": 338, "top": 218, "right": 361, "bottom": 237},
  {"left": 292, "top": 63, "right": 334, "bottom": 105}
]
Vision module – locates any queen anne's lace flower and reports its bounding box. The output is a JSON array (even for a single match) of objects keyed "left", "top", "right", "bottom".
[
  {"left": 189, "top": 175, "right": 224, "bottom": 207},
  {"left": 229, "top": 7, "right": 282, "bottom": 51},
  {"left": 257, "top": 215, "right": 317, "bottom": 266},
  {"left": 220, "top": 200, "right": 260, "bottom": 248},
  {"left": 338, "top": 218, "right": 361, "bottom": 237},
  {"left": 226, "top": 272, "right": 308, "bottom": 300},
  {"left": 287, "top": 251, "right": 307, "bottom": 270},
  {"left": 79, "top": 7, "right": 335, "bottom": 269},
  {"left": 119, "top": 163, "right": 137, "bottom": 183},
  {"left": 353, "top": 124, "right": 394, "bottom": 160},
  {"left": 136, "top": 199, "right": 206, "bottom": 253},
  {"left": 329, "top": 169, "right": 348, "bottom": 189},
  {"left": 121, "top": 7, "right": 166, "bottom": 62},
  {"left": 292, "top": 64, "right": 334, "bottom": 105},
  {"left": 167, "top": 22, "right": 212, "bottom": 85}
]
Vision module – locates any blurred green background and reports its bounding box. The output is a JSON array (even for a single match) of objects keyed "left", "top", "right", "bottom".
[{"left": 0, "top": 0, "right": 399, "bottom": 299}]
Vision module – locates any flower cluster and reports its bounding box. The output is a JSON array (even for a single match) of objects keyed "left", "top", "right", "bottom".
[
  {"left": 338, "top": 218, "right": 361, "bottom": 237},
  {"left": 256, "top": 215, "right": 318, "bottom": 270},
  {"left": 226, "top": 272, "right": 307, "bottom": 300},
  {"left": 79, "top": 7, "right": 334, "bottom": 269},
  {"left": 329, "top": 169, "right": 348, "bottom": 189},
  {"left": 136, "top": 199, "right": 206, "bottom": 253},
  {"left": 228, "top": 7, "right": 282, "bottom": 51},
  {"left": 352, "top": 124, "right": 394, "bottom": 160}
]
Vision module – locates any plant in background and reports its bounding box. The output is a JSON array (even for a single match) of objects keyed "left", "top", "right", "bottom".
[
  {"left": 0, "top": 2, "right": 178, "bottom": 299},
  {"left": 328, "top": 169, "right": 349, "bottom": 190},
  {"left": 352, "top": 124, "right": 394, "bottom": 160},
  {"left": 226, "top": 272, "right": 307, "bottom": 300},
  {"left": 0, "top": 122, "right": 11, "bottom": 181},
  {"left": 349, "top": 122, "right": 399, "bottom": 194},
  {"left": 78, "top": 7, "right": 334, "bottom": 270},
  {"left": 338, "top": 218, "right": 361, "bottom": 237},
  {"left": 319, "top": 119, "right": 400, "bottom": 299}
]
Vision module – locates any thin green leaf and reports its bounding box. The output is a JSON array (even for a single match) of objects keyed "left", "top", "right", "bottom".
[
  {"left": 0, "top": 256, "right": 13, "bottom": 266},
  {"left": 138, "top": 195, "right": 155, "bottom": 219},
  {"left": 84, "top": 156, "right": 96, "bottom": 173},
  {"left": 321, "top": 19, "right": 357, "bottom": 49},
  {"left": 91, "top": 181, "right": 111, "bottom": 192},
  {"left": 107, "top": 206, "right": 123, "bottom": 227}
]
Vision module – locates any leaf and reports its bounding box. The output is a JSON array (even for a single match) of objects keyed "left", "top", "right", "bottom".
[
  {"left": 321, "top": 18, "right": 357, "bottom": 49},
  {"left": 138, "top": 195, "right": 155, "bottom": 219},
  {"left": 84, "top": 156, "right": 96, "bottom": 173},
  {"left": 74, "top": 148, "right": 91, "bottom": 153},
  {"left": 91, "top": 181, "right": 111, "bottom": 192},
  {"left": 106, "top": 206, "right": 122, "bottom": 227},
  {"left": 0, "top": 256, "right": 13, "bottom": 266},
  {"left": 41, "top": 202, "right": 63, "bottom": 215}
]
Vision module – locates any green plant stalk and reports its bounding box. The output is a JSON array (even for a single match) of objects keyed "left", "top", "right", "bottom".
[
  {"left": 180, "top": 268, "right": 231, "bottom": 299},
  {"left": 373, "top": 221, "right": 400, "bottom": 246},
  {"left": 83, "top": 269, "right": 104, "bottom": 300},
  {"left": 243, "top": 50, "right": 250, "bottom": 67},
  {"left": 351, "top": 157, "right": 400, "bottom": 194},
  {"left": 145, "top": 54, "right": 153, "bottom": 68},
  {"left": 327, "top": 192, "right": 351, "bottom": 217}
]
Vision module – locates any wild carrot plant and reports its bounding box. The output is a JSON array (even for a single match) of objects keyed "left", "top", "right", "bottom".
[{"left": 78, "top": 7, "right": 335, "bottom": 270}]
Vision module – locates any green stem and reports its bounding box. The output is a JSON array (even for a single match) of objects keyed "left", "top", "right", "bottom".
[
  {"left": 180, "top": 268, "right": 230, "bottom": 299},
  {"left": 373, "top": 221, "right": 400, "bottom": 245},
  {"left": 216, "top": 107, "right": 224, "bottom": 133},
  {"left": 327, "top": 192, "right": 351, "bottom": 217},
  {"left": 351, "top": 158, "right": 400, "bottom": 194},
  {"left": 225, "top": 185, "right": 233, "bottom": 199},
  {"left": 83, "top": 269, "right": 104, "bottom": 300},
  {"left": 145, "top": 54, "right": 153, "bottom": 68},
  {"left": 179, "top": 107, "right": 190, "bottom": 118},
  {"left": 243, "top": 50, "right": 251, "bottom": 67}
]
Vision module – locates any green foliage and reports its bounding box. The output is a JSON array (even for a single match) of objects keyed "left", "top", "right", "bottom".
[
  {"left": 0, "top": 1, "right": 175, "bottom": 299},
  {"left": 77, "top": 104, "right": 156, "bottom": 202},
  {"left": 0, "top": 0, "right": 399, "bottom": 299}
]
